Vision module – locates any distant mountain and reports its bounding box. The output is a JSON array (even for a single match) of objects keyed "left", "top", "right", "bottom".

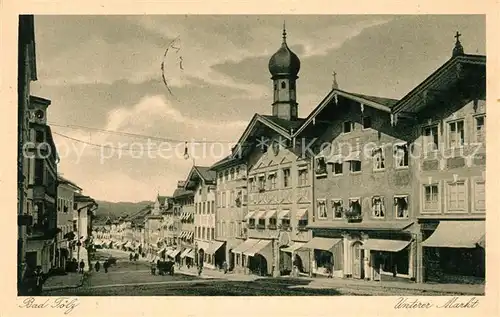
[{"left": 93, "top": 200, "right": 153, "bottom": 225}]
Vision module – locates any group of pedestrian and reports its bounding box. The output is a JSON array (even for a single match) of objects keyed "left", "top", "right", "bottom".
[
  {"left": 129, "top": 253, "right": 139, "bottom": 261},
  {"left": 93, "top": 260, "right": 110, "bottom": 273}
]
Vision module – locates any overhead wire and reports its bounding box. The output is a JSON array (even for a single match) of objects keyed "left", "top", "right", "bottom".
[{"left": 48, "top": 122, "right": 237, "bottom": 144}]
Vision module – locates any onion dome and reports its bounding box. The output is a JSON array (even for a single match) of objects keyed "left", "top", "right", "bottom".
[{"left": 268, "top": 23, "right": 301, "bottom": 78}]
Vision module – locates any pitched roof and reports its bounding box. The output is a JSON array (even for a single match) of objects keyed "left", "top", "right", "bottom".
[
  {"left": 391, "top": 54, "right": 486, "bottom": 114},
  {"left": 348, "top": 92, "right": 398, "bottom": 108},
  {"left": 57, "top": 175, "right": 82, "bottom": 191},
  {"left": 260, "top": 115, "right": 306, "bottom": 132},
  {"left": 195, "top": 166, "right": 216, "bottom": 182},
  {"left": 293, "top": 88, "right": 397, "bottom": 137},
  {"left": 172, "top": 188, "right": 194, "bottom": 198}
]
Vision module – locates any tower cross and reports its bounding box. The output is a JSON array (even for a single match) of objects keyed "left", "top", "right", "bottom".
[{"left": 455, "top": 31, "right": 462, "bottom": 42}]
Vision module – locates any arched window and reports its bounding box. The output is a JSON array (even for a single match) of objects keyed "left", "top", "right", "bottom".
[{"left": 281, "top": 81, "right": 286, "bottom": 89}]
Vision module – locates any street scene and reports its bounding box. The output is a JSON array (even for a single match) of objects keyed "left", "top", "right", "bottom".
[
  {"left": 42, "top": 248, "right": 482, "bottom": 296},
  {"left": 17, "top": 15, "right": 486, "bottom": 297}
]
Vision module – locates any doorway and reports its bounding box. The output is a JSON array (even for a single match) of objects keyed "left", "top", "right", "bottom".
[{"left": 351, "top": 241, "right": 364, "bottom": 279}]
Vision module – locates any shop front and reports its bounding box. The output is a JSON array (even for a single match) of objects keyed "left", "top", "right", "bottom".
[
  {"left": 205, "top": 241, "right": 225, "bottom": 269},
  {"left": 299, "top": 237, "right": 343, "bottom": 277},
  {"left": 280, "top": 242, "right": 309, "bottom": 276},
  {"left": 231, "top": 239, "right": 259, "bottom": 274},
  {"left": 421, "top": 220, "right": 485, "bottom": 284},
  {"left": 243, "top": 239, "right": 273, "bottom": 276},
  {"left": 362, "top": 238, "right": 412, "bottom": 281}
]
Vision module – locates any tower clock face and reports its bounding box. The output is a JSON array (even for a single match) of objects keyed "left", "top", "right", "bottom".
[{"left": 35, "top": 110, "right": 45, "bottom": 120}]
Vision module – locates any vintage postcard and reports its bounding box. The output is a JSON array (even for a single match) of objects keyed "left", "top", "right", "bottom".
[{"left": 1, "top": 1, "right": 499, "bottom": 316}]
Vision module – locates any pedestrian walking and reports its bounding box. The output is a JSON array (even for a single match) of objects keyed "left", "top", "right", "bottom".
[
  {"left": 223, "top": 261, "right": 228, "bottom": 274},
  {"left": 129, "top": 253, "right": 133, "bottom": 261},
  {"left": 79, "top": 260, "right": 85, "bottom": 274},
  {"left": 327, "top": 262, "right": 333, "bottom": 278},
  {"left": 95, "top": 261, "right": 101, "bottom": 272},
  {"left": 103, "top": 260, "right": 109, "bottom": 273}
]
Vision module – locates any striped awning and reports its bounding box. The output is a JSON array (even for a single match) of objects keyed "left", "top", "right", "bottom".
[
  {"left": 232, "top": 239, "right": 259, "bottom": 254},
  {"left": 296, "top": 208, "right": 308, "bottom": 220},
  {"left": 180, "top": 248, "right": 192, "bottom": 258},
  {"left": 253, "top": 210, "right": 267, "bottom": 219},
  {"left": 264, "top": 210, "right": 277, "bottom": 219},
  {"left": 281, "top": 242, "right": 305, "bottom": 253},
  {"left": 244, "top": 211, "right": 255, "bottom": 221},
  {"left": 278, "top": 210, "right": 290, "bottom": 219}
]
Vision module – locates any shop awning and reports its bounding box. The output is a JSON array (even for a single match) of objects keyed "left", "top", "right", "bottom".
[
  {"left": 157, "top": 247, "right": 165, "bottom": 255},
  {"left": 422, "top": 221, "right": 485, "bottom": 248},
  {"left": 264, "top": 210, "right": 277, "bottom": 219},
  {"left": 188, "top": 232, "right": 194, "bottom": 239},
  {"left": 345, "top": 151, "right": 361, "bottom": 161},
  {"left": 170, "top": 249, "right": 181, "bottom": 258},
  {"left": 243, "top": 239, "right": 272, "bottom": 257},
  {"left": 180, "top": 248, "right": 192, "bottom": 258},
  {"left": 186, "top": 250, "right": 195, "bottom": 258},
  {"left": 197, "top": 241, "right": 210, "bottom": 251},
  {"left": 253, "top": 210, "right": 267, "bottom": 219},
  {"left": 327, "top": 154, "right": 343, "bottom": 164},
  {"left": 206, "top": 241, "right": 224, "bottom": 254},
  {"left": 281, "top": 242, "right": 305, "bottom": 253},
  {"left": 362, "top": 239, "right": 410, "bottom": 252},
  {"left": 232, "top": 239, "right": 259, "bottom": 254},
  {"left": 180, "top": 231, "right": 186, "bottom": 238},
  {"left": 299, "top": 237, "right": 341, "bottom": 252},
  {"left": 244, "top": 211, "right": 255, "bottom": 221},
  {"left": 278, "top": 210, "right": 290, "bottom": 219},
  {"left": 296, "top": 208, "right": 308, "bottom": 220}
]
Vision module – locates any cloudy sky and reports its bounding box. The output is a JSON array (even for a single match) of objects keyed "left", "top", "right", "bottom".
[{"left": 31, "top": 15, "right": 485, "bottom": 203}]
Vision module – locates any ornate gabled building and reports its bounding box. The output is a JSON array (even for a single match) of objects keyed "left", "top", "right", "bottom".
[
  {"left": 56, "top": 175, "right": 82, "bottom": 269},
  {"left": 25, "top": 95, "right": 60, "bottom": 275},
  {"left": 390, "top": 34, "right": 486, "bottom": 284},
  {"left": 294, "top": 79, "right": 415, "bottom": 281},
  {"left": 184, "top": 166, "right": 220, "bottom": 269},
  {"left": 18, "top": 15, "right": 38, "bottom": 291},
  {"left": 210, "top": 156, "right": 247, "bottom": 271},
  {"left": 211, "top": 25, "right": 314, "bottom": 277},
  {"left": 172, "top": 181, "right": 195, "bottom": 265}
]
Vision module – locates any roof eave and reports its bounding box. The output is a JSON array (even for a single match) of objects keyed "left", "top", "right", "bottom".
[
  {"left": 392, "top": 54, "right": 486, "bottom": 114},
  {"left": 293, "top": 89, "right": 392, "bottom": 137}
]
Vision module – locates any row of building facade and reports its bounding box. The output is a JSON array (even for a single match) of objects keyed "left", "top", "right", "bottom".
[
  {"left": 96, "top": 27, "right": 486, "bottom": 284},
  {"left": 17, "top": 15, "right": 98, "bottom": 294}
]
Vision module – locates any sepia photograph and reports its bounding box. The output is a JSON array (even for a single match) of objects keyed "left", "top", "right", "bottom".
[{"left": 15, "top": 13, "right": 487, "bottom": 299}]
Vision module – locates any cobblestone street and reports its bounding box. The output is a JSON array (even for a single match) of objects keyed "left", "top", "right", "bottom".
[{"left": 42, "top": 249, "right": 484, "bottom": 296}]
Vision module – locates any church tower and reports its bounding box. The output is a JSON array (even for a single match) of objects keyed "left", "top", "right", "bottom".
[{"left": 268, "top": 23, "right": 301, "bottom": 121}]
